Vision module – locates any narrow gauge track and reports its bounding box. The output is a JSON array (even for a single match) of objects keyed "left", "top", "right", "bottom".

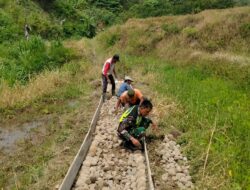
[{"left": 59, "top": 95, "right": 154, "bottom": 190}]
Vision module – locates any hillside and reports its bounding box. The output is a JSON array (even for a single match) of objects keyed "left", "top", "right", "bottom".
[
  {"left": 95, "top": 6, "right": 250, "bottom": 189},
  {"left": 0, "top": 4, "right": 249, "bottom": 190}
]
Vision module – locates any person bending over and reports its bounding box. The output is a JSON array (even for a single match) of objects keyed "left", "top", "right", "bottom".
[
  {"left": 117, "top": 99, "right": 157, "bottom": 150},
  {"left": 117, "top": 76, "right": 133, "bottom": 97},
  {"left": 115, "top": 88, "right": 144, "bottom": 112}
]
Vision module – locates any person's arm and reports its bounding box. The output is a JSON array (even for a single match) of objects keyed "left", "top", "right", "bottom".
[
  {"left": 115, "top": 98, "right": 121, "bottom": 112},
  {"left": 139, "top": 96, "right": 145, "bottom": 105},
  {"left": 136, "top": 89, "right": 144, "bottom": 105},
  {"left": 118, "top": 119, "right": 141, "bottom": 147},
  {"left": 144, "top": 117, "right": 158, "bottom": 131},
  {"left": 116, "top": 92, "right": 127, "bottom": 110},
  {"left": 118, "top": 116, "right": 134, "bottom": 139},
  {"left": 151, "top": 121, "right": 158, "bottom": 130},
  {"left": 130, "top": 136, "right": 141, "bottom": 147}
]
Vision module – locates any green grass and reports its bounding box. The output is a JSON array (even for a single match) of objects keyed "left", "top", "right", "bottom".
[
  {"left": 0, "top": 84, "right": 95, "bottom": 190},
  {"left": 160, "top": 64, "right": 249, "bottom": 188},
  {"left": 121, "top": 55, "right": 249, "bottom": 189},
  {"left": 0, "top": 36, "right": 72, "bottom": 86},
  {"left": 0, "top": 56, "right": 98, "bottom": 189},
  {"left": 95, "top": 8, "right": 250, "bottom": 187}
]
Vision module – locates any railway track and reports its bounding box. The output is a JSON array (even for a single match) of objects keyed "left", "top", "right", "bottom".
[{"left": 59, "top": 95, "right": 154, "bottom": 190}]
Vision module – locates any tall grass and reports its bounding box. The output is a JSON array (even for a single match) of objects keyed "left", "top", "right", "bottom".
[
  {"left": 0, "top": 36, "right": 71, "bottom": 86},
  {"left": 96, "top": 7, "right": 250, "bottom": 188},
  {"left": 0, "top": 53, "right": 97, "bottom": 189},
  {"left": 121, "top": 55, "right": 249, "bottom": 189}
]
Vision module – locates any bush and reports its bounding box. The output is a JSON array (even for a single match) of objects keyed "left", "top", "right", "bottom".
[
  {"left": 182, "top": 27, "right": 198, "bottom": 39},
  {"left": 0, "top": 10, "right": 22, "bottom": 43},
  {"left": 86, "top": 8, "right": 118, "bottom": 26},
  {"left": 47, "top": 40, "right": 71, "bottom": 68},
  {"left": 106, "top": 33, "right": 121, "bottom": 47},
  {"left": 161, "top": 23, "right": 181, "bottom": 35},
  {"left": 0, "top": 36, "right": 71, "bottom": 85},
  {"left": 240, "top": 23, "right": 250, "bottom": 38},
  {"left": 204, "top": 41, "right": 219, "bottom": 52},
  {"left": 127, "top": 0, "right": 171, "bottom": 18},
  {"left": 63, "top": 19, "right": 96, "bottom": 38}
]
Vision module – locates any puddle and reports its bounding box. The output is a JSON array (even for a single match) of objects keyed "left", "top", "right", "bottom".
[{"left": 0, "top": 121, "right": 44, "bottom": 153}]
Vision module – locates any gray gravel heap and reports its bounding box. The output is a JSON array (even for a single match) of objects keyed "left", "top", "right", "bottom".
[
  {"left": 155, "top": 134, "right": 194, "bottom": 189},
  {"left": 73, "top": 97, "right": 148, "bottom": 190}
]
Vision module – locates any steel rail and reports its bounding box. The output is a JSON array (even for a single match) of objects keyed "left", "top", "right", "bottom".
[
  {"left": 59, "top": 95, "right": 155, "bottom": 190},
  {"left": 59, "top": 96, "right": 103, "bottom": 190}
]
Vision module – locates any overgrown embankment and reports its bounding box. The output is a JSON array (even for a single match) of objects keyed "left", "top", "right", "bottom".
[
  {"left": 1, "top": 4, "right": 249, "bottom": 190},
  {"left": 95, "top": 6, "right": 250, "bottom": 189},
  {"left": 0, "top": 39, "right": 101, "bottom": 189}
]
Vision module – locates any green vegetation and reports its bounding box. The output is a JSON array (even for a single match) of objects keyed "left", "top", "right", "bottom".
[
  {"left": 0, "top": 1, "right": 249, "bottom": 87},
  {"left": 1, "top": 0, "right": 249, "bottom": 42},
  {"left": 123, "top": 0, "right": 249, "bottom": 18},
  {"left": 0, "top": 36, "right": 71, "bottom": 85},
  {"left": 163, "top": 62, "right": 249, "bottom": 189},
  {"left": 0, "top": 83, "right": 95, "bottom": 189},
  {"left": 0, "top": 1, "right": 249, "bottom": 189},
  {"left": 0, "top": 49, "right": 100, "bottom": 189},
  {"left": 96, "top": 7, "right": 250, "bottom": 189},
  {"left": 100, "top": 50, "right": 249, "bottom": 189},
  {"left": 161, "top": 23, "right": 181, "bottom": 35}
]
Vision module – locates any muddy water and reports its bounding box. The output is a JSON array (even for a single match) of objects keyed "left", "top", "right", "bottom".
[{"left": 0, "top": 121, "right": 44, "bottom": 153}]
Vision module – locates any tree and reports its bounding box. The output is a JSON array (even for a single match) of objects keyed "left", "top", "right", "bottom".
[{"left": 88, "top": 0, "right": 122, "bottom": 13}]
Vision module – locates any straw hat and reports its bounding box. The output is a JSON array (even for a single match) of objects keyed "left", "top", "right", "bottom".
[{"left": 124, "top": 76, "right": 134, "bottom": 82}]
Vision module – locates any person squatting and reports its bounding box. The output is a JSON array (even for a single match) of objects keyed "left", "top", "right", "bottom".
[{"left": 117, "top": 99, "right": 157, "bottom": 151}]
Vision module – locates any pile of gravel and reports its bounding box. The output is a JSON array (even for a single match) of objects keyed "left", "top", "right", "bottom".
[
  {"left": 155, "top": 134, "right": 194, "bottom": 189},
  {"left": 73, "top": 97, "right": 149, "bottom": 190}
]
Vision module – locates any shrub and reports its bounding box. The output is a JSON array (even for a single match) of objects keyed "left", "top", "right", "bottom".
[
  {"left": 161, "top": 23, "right": 181, "bottom": 35},
  {"left": 204, "top": 41, "right": 219, "bottom": 52},
  {"left": 47, "top": 40, "right": 71, "bottom": 68},
  {"left": 86, "top": 8, "right": 118, "bottom": 26},
  {"left": 106, "top": 33, "right": 120, "bottom": 47},
  {"left": 0, "top": 36, "right": 71, "bottom": 85},
  {"left": 182, "top": 27, "right": 198, "bottom": 39},
  {"left": 239, "top": 23, "right": 250, "bottom": 38},
  {"left": 0, "top": 10, "right": 22, "bottom": 43}
]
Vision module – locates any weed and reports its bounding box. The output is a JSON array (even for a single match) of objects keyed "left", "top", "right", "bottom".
[
  {"left": 182, "top": 27, "right": 198, "bottom": 39},
  {"left": 106, "top": 33, "right": 121, "bottom": 47},
  {"left": 240, "top": 23, "right": 250, "bottom": 38},
  {"left": 0, "top": 36, "right": 71, "bottom": 86},
  {"left": 116, "top": 54, "right": 249, "bottom": 189},
  {"left": 161, "top": 23, "right": 181, "bottom": 35}
]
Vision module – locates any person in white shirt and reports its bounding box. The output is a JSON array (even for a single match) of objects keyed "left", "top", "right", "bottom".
[{"left": 102, "top": 54, "right": 119, "bottom": 101}]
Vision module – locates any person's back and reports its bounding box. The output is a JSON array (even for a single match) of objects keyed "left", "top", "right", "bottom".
[
  {"left": 120, "top": 89, "right": 143, "bottom": 105},
  {"left": 117, "top": 76, "right": 133, "bottom": 97},
  {"left": 117, "top": 82, "right": 132, "bottom": 97},
  {"left": 115, "top": 88, "right": 144, "bottom": 112}
]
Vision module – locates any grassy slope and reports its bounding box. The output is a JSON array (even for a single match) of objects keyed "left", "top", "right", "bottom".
[
  {"left": 0, "top": 5, "right": 249, "bottom": 190},
  {"left": 0, "top": 0, "right": 61, "bottom": 41},
  {"left": 0, "top": 39, "right": 102, "bottom": 189},
  {"left": 95, "top": 6, "right": 250, "bottom": 189}
]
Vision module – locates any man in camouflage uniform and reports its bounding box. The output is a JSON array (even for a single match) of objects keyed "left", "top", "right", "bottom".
[{"left": 117, "top": 99, "right": 157, "bottom": 150}]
